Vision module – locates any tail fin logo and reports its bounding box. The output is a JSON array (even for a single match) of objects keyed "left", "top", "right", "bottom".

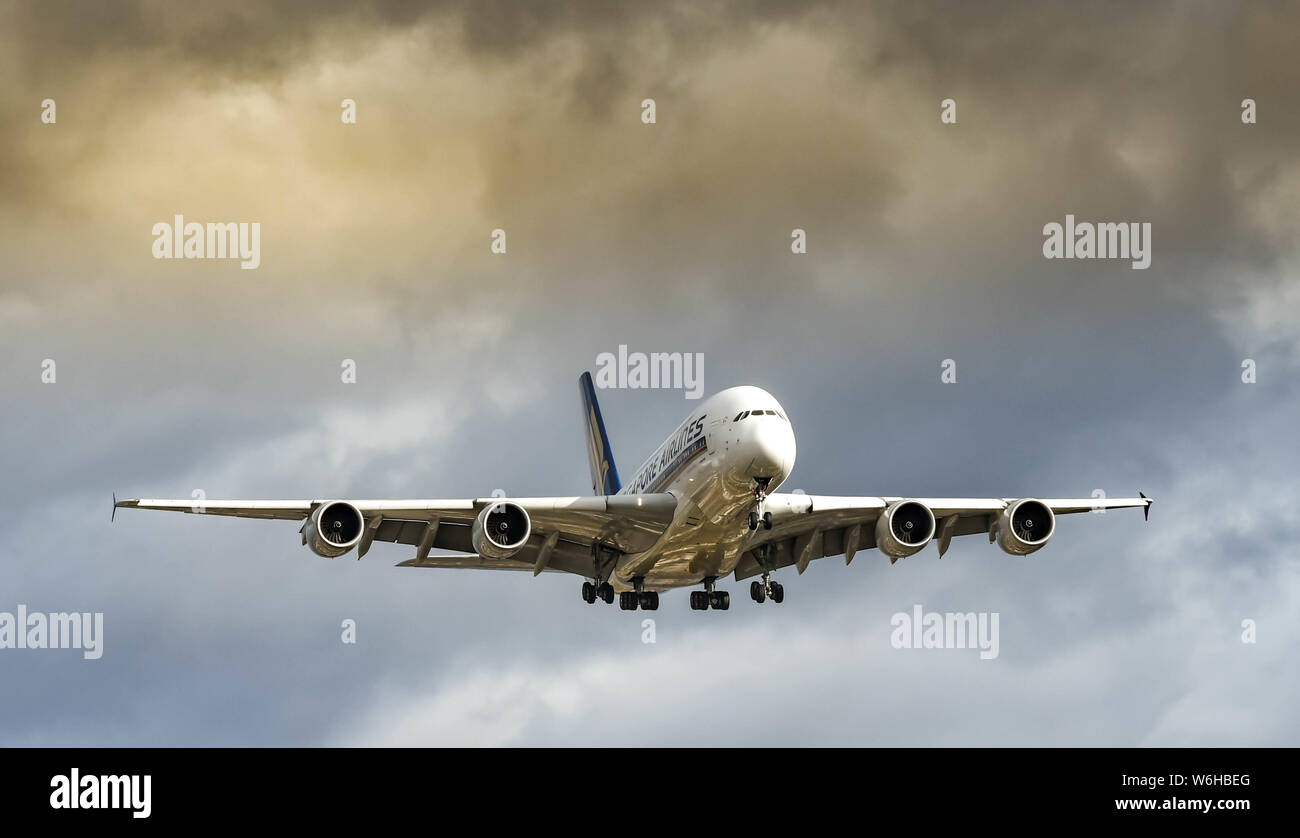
[{"left": 579, "top": 372, "right": 621, "bottom": 496}]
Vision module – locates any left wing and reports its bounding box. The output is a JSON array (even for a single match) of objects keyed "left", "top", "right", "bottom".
[
  {"left": 733, "top": 493, "right": 1151, "bottom": 580},
  {"left": 113, "top": 494, "right": 677, "bottom": 578}
]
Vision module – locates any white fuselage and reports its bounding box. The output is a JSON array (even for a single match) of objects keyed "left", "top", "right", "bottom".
[{"left": 612, "top": 386, "right": 796, "bottom": 590}]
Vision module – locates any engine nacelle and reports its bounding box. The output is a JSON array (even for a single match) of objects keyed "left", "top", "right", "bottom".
[
  {"left": 306, "top": 501, "right": 365, "bottom": 558},
  {"left": 875, "top": 500, "right": 936, "bottom": 560},
  {"left": 472, "top": 501, "right": 532, "bottom": 559},
  {"left": 994, "top": 498, "right": 1056, "bottom": 555}
]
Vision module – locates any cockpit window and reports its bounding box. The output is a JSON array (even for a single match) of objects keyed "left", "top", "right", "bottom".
[
  {"left": 776, "top": 410, "right": 787, "bottom": 420},
  {"left": 733, "top": 411, "right": 749, "bottom": 421}
]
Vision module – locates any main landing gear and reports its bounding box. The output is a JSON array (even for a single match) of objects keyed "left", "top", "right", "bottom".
[
  {"left": 581, "top": 580, "right": 614, "bottom": 605},
  {"left": 749, "top": 572, "right": 784, "bottom": 604},
  {"left": 582, "top": 542, "right": 617, "bottom": 606},
  {"left": 619, "top": 591, "right": 660, "bottom": 610},
  {"left": 582, "top": 579, "right": 659, "bottom": 609},
  {"left": 747, "top": 478, "right": 773, "bottom": 531},
  {"left": 689, "top": 577, "right": 730, "bottom": 611}
]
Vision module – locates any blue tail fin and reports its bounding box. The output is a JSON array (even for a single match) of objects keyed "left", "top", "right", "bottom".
[{"left": 579, "top": 372, "right": 621, "bottom": 496}]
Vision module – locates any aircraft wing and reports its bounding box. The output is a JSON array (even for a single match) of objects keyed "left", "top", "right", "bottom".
[
  {"left": 113, "top": 494, "right": 678, "bottom": 578},
  {"left": 732, "top": 493, "right": 1151, "bottom": 580}
]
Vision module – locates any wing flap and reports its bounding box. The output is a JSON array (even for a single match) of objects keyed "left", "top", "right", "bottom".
[
  {"left": 396, "top": 555, "right": 545, "bottom": 572},
  {"left": 394, "top": 530, "right": 594, "bottom": 576}
]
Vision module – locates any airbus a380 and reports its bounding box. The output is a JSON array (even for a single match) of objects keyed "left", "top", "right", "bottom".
[{"left": 115, "top": 373, "right": 1152, "bottom": 611}]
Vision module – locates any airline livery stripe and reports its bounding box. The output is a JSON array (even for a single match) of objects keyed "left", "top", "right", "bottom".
[{"left": 646, "top": 436, "right": 707, "bottom": 494}]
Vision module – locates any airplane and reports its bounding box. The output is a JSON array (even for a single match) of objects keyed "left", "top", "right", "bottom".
[{"left": 114, "top": 372, "right": 1152, "bottom": 611}]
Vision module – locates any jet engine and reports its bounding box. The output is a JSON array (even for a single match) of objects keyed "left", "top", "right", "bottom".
[
  {"left": 875, "top": 500, "right": 936, "bottom": 560},
  {"left": 472, "top": 501, "right": 532, "bottom": 559},
  {"left": 993, "top": 498, "right": 1056, "bottom": 555},
  {"left": 305, "top": 501, "right": 365, "bottom": 558}
]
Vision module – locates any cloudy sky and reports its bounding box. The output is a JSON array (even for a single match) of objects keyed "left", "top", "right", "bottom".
[{"left": 1, "top": 0, "right": 1297, "bottom": 746}]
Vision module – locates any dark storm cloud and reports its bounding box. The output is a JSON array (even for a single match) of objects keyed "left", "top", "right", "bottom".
[{"left": 5, "top": 0, "right": 799, "bottom": 83}]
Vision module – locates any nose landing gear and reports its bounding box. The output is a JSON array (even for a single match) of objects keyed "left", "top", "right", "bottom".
[{"left": 747, "top": 478, "right": 774, "bottom": 531}]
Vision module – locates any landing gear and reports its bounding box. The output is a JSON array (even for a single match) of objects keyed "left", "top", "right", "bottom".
[
  {"left": 584, "top": 543, "right": 616, "bottom": 605},
  {"left": 632, "top": 578, "right": 659, "bottom": 610},
  {"left": 617, "top": 578, "right": 659, "bottom": 611},
  {"left": 748, "top": 479, "right": 774, "bottom": 531},
  {"left": 750, "top": 572, "right": 784, "bottom": 604},
  {"left": 689, "top": 577, "right": 729, "bottom": 610},
  {"left": 582, "top": 581, "right": 615, "bottom": 605}
]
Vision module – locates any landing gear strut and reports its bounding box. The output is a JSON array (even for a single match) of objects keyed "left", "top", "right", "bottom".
[
  {"left": 689, "top": 576, "right": 730, "bottom": 611},
  {"left": 749, "top": 544, "right": 784, "bottom": 604},
  {"left": 747, "top": 478, "right": 773, "bottom": 531},
  {"left": 582, "top": 542, "right": 617, "bottom": 605}
]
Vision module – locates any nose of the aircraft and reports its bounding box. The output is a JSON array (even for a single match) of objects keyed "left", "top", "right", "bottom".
[{"left": 747, "top": 418, "right": 795, "bottom": 479}]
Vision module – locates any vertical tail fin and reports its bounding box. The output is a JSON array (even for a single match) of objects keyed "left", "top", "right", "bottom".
[{"left": 579, "top": 372, "right": 621, "bottom": 496}]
